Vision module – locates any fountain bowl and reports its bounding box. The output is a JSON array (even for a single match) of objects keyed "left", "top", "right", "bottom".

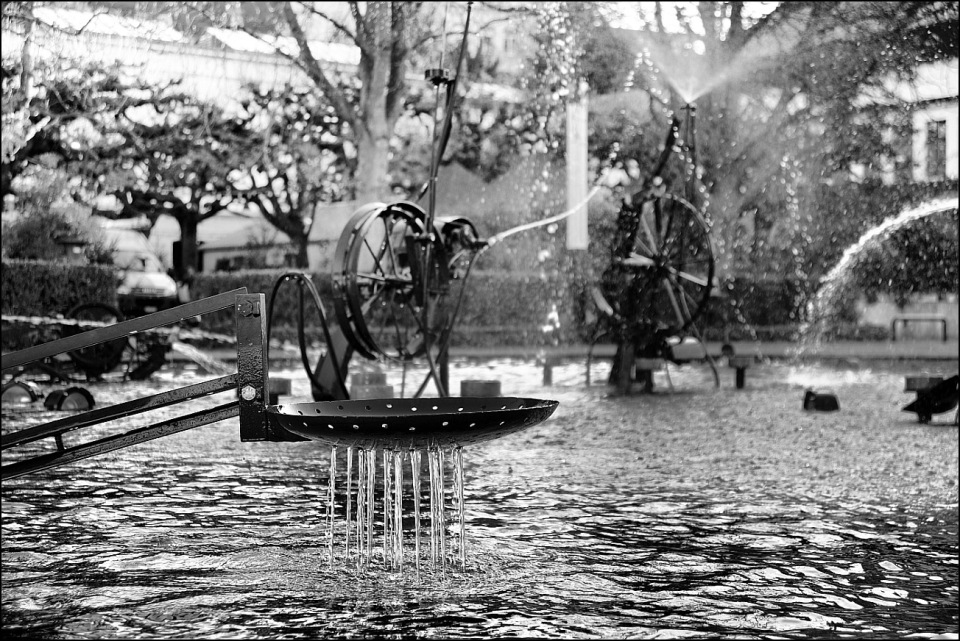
[{"left": 266, "top": 396, "right": 559, "bottom": 449}]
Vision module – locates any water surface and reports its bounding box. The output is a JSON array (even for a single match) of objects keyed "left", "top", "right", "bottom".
[{"left": 3, "top": 358, "right": 957, "bottom": 638}]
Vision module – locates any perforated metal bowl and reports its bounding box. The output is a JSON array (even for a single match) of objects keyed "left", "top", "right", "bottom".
[{"left": 266, "top": 396, "right": 559, "bottom": 449}]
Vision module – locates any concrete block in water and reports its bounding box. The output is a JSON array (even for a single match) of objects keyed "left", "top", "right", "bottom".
[
  {"left": 668, "top": 338, "right": 706, "bottom": 362},
  {"left": 351, "top": 369, "right": 387, "bottom": 386},
  {"left": 635, "top": 358, "right": 664, "bottom": 371},
  {"left": 349, "top": 367, "right": 391, "bottom": 398},
  {"left": 728, "top": 356, "right": 754, "bottom": 390},
  {"left": 461, "top": 380, "right": 501, "bottom": 397},
  {"left": 803, "top": 390, "right": 839, "bottom": 412},
  {"left": 351, "top": 384, "right": 394, "bottom": 399},
  {"left": 268, "top": 377, "right": 292, "bottom": 404}
]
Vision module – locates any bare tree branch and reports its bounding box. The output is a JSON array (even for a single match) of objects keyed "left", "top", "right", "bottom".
[
  {"left": 281, "top": 1, "right": 360, "bottom": 132},
  {"left": 386, "top": 2, "right": 413, "bottom": 120},
  {"left": 473, "top": 2, "right": 535, "bottom": 16},
  {"left": 349, "top": 1, "right": 367, "bottom": 48},
  {"left": 199, "top": 197, "right": 230, "bottom": 221},
  {"left": 293, "top": 0, "right": 358, "bottom": 46}
]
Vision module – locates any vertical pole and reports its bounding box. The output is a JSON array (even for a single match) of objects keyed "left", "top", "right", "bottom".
[
  {"left": 566, "top": 82, "right": 589, "bottom": 251},
  {"left": 616, "top": 341, "right": 634, "bottom": 395},
  {"left": 236, "top": 293, "right": 270, "bottom": 441},
  {"left": 439, "top": 346, "right": 450, "bottom": 395}
]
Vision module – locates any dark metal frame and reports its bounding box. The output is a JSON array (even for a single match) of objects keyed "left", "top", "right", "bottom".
[
  {"left": 0, "top": 288, "right": 297, "bottom": 480},
  {"left": 1, "top": 290, "right": 244, "bottom": 372},
  {"left": 597, "top": 105, "right": 720, "bottom": 393},
  {"left": 235, "top": 292, "right": 306, "bottom": 442}
]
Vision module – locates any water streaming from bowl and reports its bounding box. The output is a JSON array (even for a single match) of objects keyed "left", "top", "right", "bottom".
[{"left": 318, "top": 443, "right": 467, "bottom": 574}]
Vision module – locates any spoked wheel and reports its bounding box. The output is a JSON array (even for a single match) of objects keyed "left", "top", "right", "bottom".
[
  {"left": 333, "top": 202, "right": 450, "bottom": 361},
  {"left": 64, "top": 302, "right": 129, "bottom": 378},
  {"left": 603, "top": 194, "right": 714, "bottom": 349},
  {"left": 126, "top": 335, "right": 171, "bottom": 380}
]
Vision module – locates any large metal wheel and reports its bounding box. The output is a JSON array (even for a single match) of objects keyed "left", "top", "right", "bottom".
[
  {"left": 333, "top": 202, "right": 450, "bottom": 361},
  {"left": 64, "top": 302, "right": 128, "bottom": 378},
  {"left": 603, "top": 194, "right": 714, "bottom": 350}
]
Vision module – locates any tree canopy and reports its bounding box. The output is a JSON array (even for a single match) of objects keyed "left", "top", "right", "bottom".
[
  {"left": 231, "top": 83, "right": 351, "bottom": 267},
  {"left": 2, "top": 0, "right": 956, "bottom": 310},
  {"left": 587, "top": 1, "right": 958, "bottom": 298}
]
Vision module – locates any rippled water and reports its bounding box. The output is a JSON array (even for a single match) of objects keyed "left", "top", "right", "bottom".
[{"left": 2, "top": 358, "right": 958, "bottom": 639}]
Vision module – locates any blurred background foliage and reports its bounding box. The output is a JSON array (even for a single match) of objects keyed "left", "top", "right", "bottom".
[{"left": 1, "top": 1, "right": 957, "bottom": 343}]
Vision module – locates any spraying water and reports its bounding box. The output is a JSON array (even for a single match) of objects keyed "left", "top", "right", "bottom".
[
  {"left": 639, "top": 37, "right": 765, "bottom": 104},
  {"left": 800, "top": 196, "right": 959, "bottom": 346}
]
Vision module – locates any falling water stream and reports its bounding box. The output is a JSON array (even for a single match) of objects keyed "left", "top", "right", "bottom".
[{"left": 325, "top": 446, "right": 465, "bottom": 574}]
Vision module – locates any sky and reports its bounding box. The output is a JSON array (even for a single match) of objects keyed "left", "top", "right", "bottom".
[{"left": 601, "top": 1, "right": 780, "bottom": 35}]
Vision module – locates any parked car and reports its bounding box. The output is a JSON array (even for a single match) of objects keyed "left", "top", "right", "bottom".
[{"left": 103, "top": 227, "right": 179, "bottom": 317}]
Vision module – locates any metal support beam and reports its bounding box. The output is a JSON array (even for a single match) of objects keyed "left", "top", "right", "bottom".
[
  {"left": 2, "top": 402, "right": 239, "bottom": 480},
  {"left": 2, "top": 289, "right": 247, "bottom": 371},
  {"left": 1, "top": 375, "right": 238, "bottom": 451},
  {"left": 236, "top": 293, "right": 306, "bottom": 441},
  {"left": 311, "top": 326, "right": 353, "bottom": 402}
]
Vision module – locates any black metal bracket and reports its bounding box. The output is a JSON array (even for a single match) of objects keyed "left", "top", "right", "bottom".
[{"left": 236, "top": 292, "right": 306, "bottom": 442}]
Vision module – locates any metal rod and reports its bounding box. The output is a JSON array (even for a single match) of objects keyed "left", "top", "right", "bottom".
[
  {"left": 2, "top": 289, "right": 247, "bottom": 371},
  {"left": 415, "top": 2, "right": 474, "bottom": 398},
  {"left": 2, "top": 402, "right": 240, "bottom": 480},
  {"left": 683, "top": 103, "right": 698, "bottom": 205},
  {"left": 1, "top": 374, "right": 238, "bottom": 450}
]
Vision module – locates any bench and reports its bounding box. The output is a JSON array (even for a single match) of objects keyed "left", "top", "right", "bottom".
[{"left": 891, "top": 315, "right": 947, "bottom": 342}]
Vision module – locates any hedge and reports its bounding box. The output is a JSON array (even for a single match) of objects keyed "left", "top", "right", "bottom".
[
  {"left": 191, "top": 269, "right": 336, "bottom": 344},
  {"left": 188, "top": 268, "right": 567, "bottom": 348},
  {"left": 2, "top": 259, "right": 879, "bottom": 350},
  {"left": 450, "top": 270, "right": 564, "bottom": 346},
  {"left": 187, "top": 268, "right": 848, "bottom": 347},
  {"left": 1, "top": 259, "right": 118, "bottom": 316},
  {"left": 698, "top": 276, "right": 809, "bottom": 340},
  {"left": 1, "top": 259, "right": 120, "bottom": 352}
]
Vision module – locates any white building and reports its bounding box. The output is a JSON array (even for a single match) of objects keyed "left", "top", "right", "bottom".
[
  {"left": 907, "top": 59, "right": 959, "bottom": 183},
  {"left": 1, "top": 6, "right": 360, "bottom": 107},
  {"left": 851, "top": 57, "right": 959, "bottom": 185}
]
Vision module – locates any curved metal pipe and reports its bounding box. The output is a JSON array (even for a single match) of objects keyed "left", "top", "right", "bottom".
[{"left": 266, "top": 272, "right": 350, "bottom": 400}]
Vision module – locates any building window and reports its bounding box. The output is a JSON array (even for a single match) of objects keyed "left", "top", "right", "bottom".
[{"left": 926, "top": 120, "right": 947, "bottom": 181}]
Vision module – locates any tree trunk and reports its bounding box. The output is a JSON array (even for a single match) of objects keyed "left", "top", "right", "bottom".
[
  {"left": 295, "top": 232, "right": 310, "bottom": 269},
  {"left": 20, "top": 3, "right": 34, "bottom": 101},
  {"left": 352, "top": 1, "right": 403, "bottom": 204},
  {"left": 178, "top": 214, "right": 200, "bottom": 277},
  {"left": 355, "top": 126, "right": 392, "bottom": 204}
]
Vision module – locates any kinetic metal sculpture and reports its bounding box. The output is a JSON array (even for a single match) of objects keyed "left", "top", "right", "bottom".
[{"left": 592, "top": 104, "right": 717, "bottom": 393}]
